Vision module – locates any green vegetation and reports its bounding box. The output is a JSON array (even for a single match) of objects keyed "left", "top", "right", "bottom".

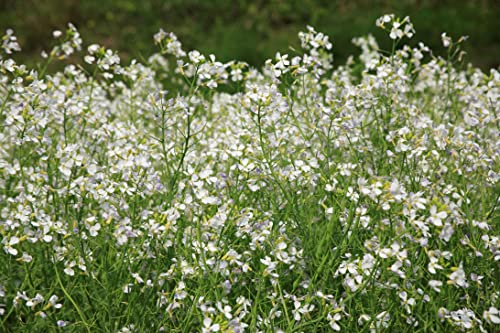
[
  {"left": 1, "top": 0, "right": 499, "bottom": 70},
  {"left": 0, "top": 10, "right": 499, "bottom": 333}
]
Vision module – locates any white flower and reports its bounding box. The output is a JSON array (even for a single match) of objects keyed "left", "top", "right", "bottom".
[
  {"left": 358, "top": 314, "right": 371, "bottom": 326},
  {"left": 327, "top": 312, "right": 342, "bottom": 331},
  {"left": 428, "top": 206, "right": 447, "bottom": 227},
  {"left": 389, "top": 22, "right": 403, "bottom": 40},
  {"left": 2, "top": 29, "right": 21, "bottom": 54},
  {"left": 188, "top": 50, "right": 205, "bottom": 64},
  {"left": 483, "top": 307, "right": 500, "bottom": 324},
  {"left": 399, "top": 291, "right": 416, "bottom": 314},
  {"left": 428, "top": 257, "right": 444, "bottom": 274},
  {"left": 405, "top": 192, "right": 427, "bottom": 211},
  {"left": 26, "top": 293, "right": 44, "bottom": 308},
  {"left": 370, "top": 311, "right": 391, "bottom": 332},
  {"left": 429, "top": 280, "right": 443, "bottom": 293},
  {"left": 448, "top": 264, "right": 469, "bottom": 288},
  {"left": 84, "top": 55, "right": 95, "bottom": 64},
  {"left": 449, "top": 308, "right": 475, "bottom": 329},
  {"left": 202, "top": 317, "right": 220, "bottom": 333},
  {"left": 88, "top": 44, "right": 100, "bottom": 54},
  {"left": 131, "top": 272, "right": 144, "bottom": 284},
  {"left": 3, "top": 236, "right": 20, "bottom": 256},
  {"left": 273, "top": 52, "right": 290, "bottom": 77},
  {"left": 154, "top": 28, "right": 167, "bottom": 44},
  {"left": 48, "top": 295, "right": 63, "bottom": 309},
  {"left": 441, "top": 33, "right": 451, "bottom": 47},
  {"left": 64, "top": 261, "right": 76, "bottom": 276},
  {"left": 2, "top": 59, "right": 16, "bottom": 72},
  {"left": 216, "top": 302, "right": 232, "bottom": 319},
  {"left": 390, "top": 260, "right": 406, "bottom": 278},
  {"left": 439, "top": 223, "right": 454, "bottom": 241},
  {"left": 88, "top": 222, "right": 101, "bottom": 237},
  {"left": 292, "top": 300, "right": 315, "bottom": 321},
  {"left": 19, "top": 252, "right": 33, "bottom": 263},
  {"left": 376, "top": 14, "right": 393, "bottom": 29}
]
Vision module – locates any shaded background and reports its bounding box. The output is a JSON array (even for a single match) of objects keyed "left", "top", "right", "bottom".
[{"left": 1, "top": 0, "right": 499, "bottom": 70}]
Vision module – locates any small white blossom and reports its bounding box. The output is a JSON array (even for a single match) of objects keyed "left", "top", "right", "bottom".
[{"left": 483, "top": 307, "right": 500, "bottom": 324}]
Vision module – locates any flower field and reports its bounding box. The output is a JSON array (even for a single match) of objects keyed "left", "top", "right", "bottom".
[{"left": 0, "top": 15, "right": 499, "bottom": 332}]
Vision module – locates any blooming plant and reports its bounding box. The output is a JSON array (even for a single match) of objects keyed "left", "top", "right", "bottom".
[{"left": 0, "top": 15, "right": 499, "bottom": 332}]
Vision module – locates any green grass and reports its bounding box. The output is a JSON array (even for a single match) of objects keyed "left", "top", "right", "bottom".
[
  {"left": 0, "top": 0, "right": 499, "bottom": 71},
  {"left": 0, "top": 14, "right": 499, "bottom": 332}
]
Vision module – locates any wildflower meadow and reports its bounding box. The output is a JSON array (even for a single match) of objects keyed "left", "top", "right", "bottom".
[{"left": 0, "top": 15, "right": 499, "bottom": 332}]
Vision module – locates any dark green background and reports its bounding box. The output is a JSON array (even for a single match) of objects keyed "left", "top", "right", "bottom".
[{"left": 1, "top": 0, "right": 499, "bottom": 70}]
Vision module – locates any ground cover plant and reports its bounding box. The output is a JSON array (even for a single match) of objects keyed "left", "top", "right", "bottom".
[{"left": 0, "top": 14, "right": 499, "bottom": 332}]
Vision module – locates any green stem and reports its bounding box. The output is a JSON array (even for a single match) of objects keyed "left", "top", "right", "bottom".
[{"left": 53, "top": 261, "right": 92, "bottom": 333}]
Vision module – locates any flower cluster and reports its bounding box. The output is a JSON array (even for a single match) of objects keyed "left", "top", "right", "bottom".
[{"left": 0, "top": 14, "right": 498, "bottom": 332}]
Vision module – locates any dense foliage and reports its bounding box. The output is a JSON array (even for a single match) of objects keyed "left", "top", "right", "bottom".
[
  {"left": 0, "top": 14, "right": 499, "bottom": 332},
  {"left": 1, "top": 0, "right": 499, "bottom": 70}
]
